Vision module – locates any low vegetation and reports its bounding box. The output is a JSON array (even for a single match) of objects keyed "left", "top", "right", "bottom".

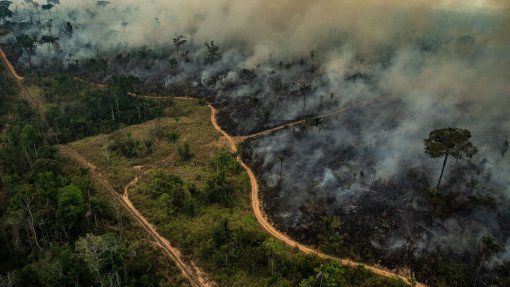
[
  {"left": 69, "top": 95, "right": 409, "bottom": 286},
  {"left": 0, "top": 67, "right": 189, "bottom": 286}
]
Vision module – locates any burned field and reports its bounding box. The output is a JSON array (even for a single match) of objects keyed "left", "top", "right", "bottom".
[
  {"left": 2, "top": 1, "right": 510, "bottom": 286},
  {"left": 240, "top": 96, "right": 510, "bottom": 286}
]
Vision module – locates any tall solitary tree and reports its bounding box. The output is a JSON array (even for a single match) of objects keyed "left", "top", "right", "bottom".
[
  {"left": 205, "top": 41, "right": 221, "bottom": 64},
  {"left": 0, "top": 1, "right": 13, "bottom": 23},
  {"left": 424, "top": 127, "right": 478, "bottom": 189},
  {"left": 297, "top": 80, "right": 312, "bottom": 109},
  {"left": 166, "top": 131, "right": 180, "bottom": 152},
  {"left": 41, "top": 3, "right": 54, "bottom": 15},
  {"left": 173, "top": 35, "right": 187, "bottom": 55}
]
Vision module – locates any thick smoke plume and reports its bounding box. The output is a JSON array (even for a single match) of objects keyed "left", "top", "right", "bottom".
[{"left": 2, "top": 0, "right": 510, "bottom": 285}]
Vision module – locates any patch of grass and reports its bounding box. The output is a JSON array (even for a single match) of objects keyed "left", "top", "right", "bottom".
[
  {"left": 69, "top": 98, "right": 224, "bottom": 190},
  {"left": 69, "top": 97, "right": 409, "bottom": 287},
  {"left": 59, "top": 156, "right": 191, "bottom": 287}
]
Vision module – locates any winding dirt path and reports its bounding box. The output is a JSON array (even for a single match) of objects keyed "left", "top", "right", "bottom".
[
  {"left": 0, "top": 49, "right": 212, "bottom": 287},
  {"left": 72, "top": 77, "right": 194, "bottom": 102},
  {"left": 209, "top": 105, "right": 427, "bottom": 287},
  {"left": 0, "top": 48, "right": 45, "bottom": 120},
  {"left": 0, "top": 48, "right": 24, "bottom": 81},
  {"left": 58, "top": 145, "right": 214, "bottom": 287},
  {"left": 2, "top": 46, "right": 426, "bottom": 286},
  {"left": 239, "top": 105, "right": 356, "bottom": 142}
]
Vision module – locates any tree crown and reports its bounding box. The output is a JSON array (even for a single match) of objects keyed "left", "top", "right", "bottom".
[{"left": 424, "top": 127, "right": 478, "bottom": 159}]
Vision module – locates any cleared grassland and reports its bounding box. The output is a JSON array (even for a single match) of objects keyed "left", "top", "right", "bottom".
[
  {"left": 67, "top": 98, "right": 275, "bottom": 285},
  {"left": 69, "top": 98, "right": 223, "bottom": 190},
  {"left": 67, "top": 97, "right": 409, "bottom": 287}
]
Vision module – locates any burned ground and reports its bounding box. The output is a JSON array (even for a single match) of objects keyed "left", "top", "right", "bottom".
[{"left": 1, "top": 1, "right": 509, "bottom": 286}]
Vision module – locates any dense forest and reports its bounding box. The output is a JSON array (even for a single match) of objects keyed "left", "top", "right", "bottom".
[
  {"left": 1, "top": 1, "right": 509, "bottom": 286},
  {"left": 22, "top": 74, "right": 163, "bottom": 143},
  {"left": 0, "top": 65, "right": 413, "bottom": 286},
  {"left": 0, "top": 65, "right": 188, "bottom": 286}
]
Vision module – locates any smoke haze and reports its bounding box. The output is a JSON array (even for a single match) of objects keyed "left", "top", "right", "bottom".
[{"left": 2, "top": 0, "right": 510, "bottom": 284}]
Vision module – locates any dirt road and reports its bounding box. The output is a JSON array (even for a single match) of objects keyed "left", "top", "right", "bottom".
[
  {"left": 2, "top": 46, "right": 426, "bottom": 286},
  {"left": 58, "top": 145, "right": 214, "bottom": 287},
  {"left": 239, "top": 105, "right": 354, "bottom": 142},
  {"left": 209, "top": 105, "right": 427, "bottom": 287},
  {"left": 0, "top": 48, "right": 24, "bottom": 81},
  {"left": 1, "top": 50, "right": 211, "bottom": 286},
  {"left": 0, "top": 47, "right": 45, "bottom": 117}
]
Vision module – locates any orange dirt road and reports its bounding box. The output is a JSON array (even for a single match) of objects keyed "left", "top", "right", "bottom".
[
  {"left": 0, "top": 47, "right": 43, "bottom": 114},
  {"left": 1, "top": 49, "right": 212, "bottom": 286},
  {"left": 209, "top": 105, "right": 427, "bottom": 287},
  {"left": 0, "top": 48, "right": 24, "bottom": 81},
  {"left": 2, "top": 45, "right": 427, "bottom": 286}
]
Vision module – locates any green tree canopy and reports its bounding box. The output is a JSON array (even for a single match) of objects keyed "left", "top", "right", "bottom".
[
  {"left": 424, "top": 127, "right": 478, "bottom": 189},
  {"left": 0, "top": 1, "right": 13, "bottom": 21},
  {"left": 57, "top": 184, "right": 86, "bottom": 233}
]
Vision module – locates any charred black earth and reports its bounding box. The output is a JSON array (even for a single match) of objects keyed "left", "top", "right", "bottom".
[{"left": 2, "top": 2, "right": 509, "bottom": 286}]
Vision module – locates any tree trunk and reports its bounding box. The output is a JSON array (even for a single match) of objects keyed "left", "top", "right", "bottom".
[
  {"left": 437, "top": 153, "right": 449, "bottom": 189},
  {"left": 473, "top": 252, "right": 486, "bottom": 287},
  {"left": 25, "top": 203, "right": 42, "bottom": 250},
  {"left": 115, "top": 95, "right": 120, "bottom": 117},
  {"left": 24, "top": 148, "right": 34, "bottom": 171}
]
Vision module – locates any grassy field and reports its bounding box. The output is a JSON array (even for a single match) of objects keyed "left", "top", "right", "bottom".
[
  {"left": 0, "top": 68, "right": 191, "bottom": 286},
  {"left": 68, "top": 96, "right": 408, "bottom": 287},
  {"left": 69, "top": 98, "right": 222, "bottom": 190}
]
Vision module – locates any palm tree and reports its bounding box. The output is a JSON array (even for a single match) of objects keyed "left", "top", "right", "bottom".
[
  {"left": 424, "top": 128, "right": 478, "bottom": 189},
  {"left": 173, "top": 35, "right": 187, "bottom": 56},
  {"left": 166, "top": 131, "right": 180, "bottom": 152},
  {"left": 314, "top": 261, "right": 344, "bottom": 287},
  {"left": 298, "top": 80, "right": 312, "bottom": 109},
  {"left": 306, "top": 117, "right": 325, "bottom": 132},
  {"left": 205, "top": 41, "right": 221, "bottom": 64}
]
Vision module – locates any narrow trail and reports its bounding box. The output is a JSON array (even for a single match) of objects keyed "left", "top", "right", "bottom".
[
  {"left": 0, "top": 49, "right": 212, "bottom": 287},
  {"left": 2, "top": 47, "right": 427, "bottom": 286},
  {"left": 0, "top": 48, "right": 24, "bottom": 81},
  {"left": 58, "top": 145, "right": 214, "bottom": 287},
  {"left": 0, "top": 48, "right": 47, "bottom": 126},
  {"left": 239, "top": 105, "right": 356, "bottom": 142},
  {"left": 209, "top": 105, "right": 427, "bottom": 287},
  {"left": 72, "top": 77, "right": 194, "bottom": 101}
]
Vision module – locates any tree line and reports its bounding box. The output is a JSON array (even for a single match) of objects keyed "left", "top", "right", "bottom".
[{"left": 0, "top": 66, "right": 184, "bottom": 286}]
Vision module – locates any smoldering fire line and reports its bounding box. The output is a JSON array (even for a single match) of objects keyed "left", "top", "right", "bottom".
[{"left": 1, "top": 0, "right": 509, "bottom": 285}]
